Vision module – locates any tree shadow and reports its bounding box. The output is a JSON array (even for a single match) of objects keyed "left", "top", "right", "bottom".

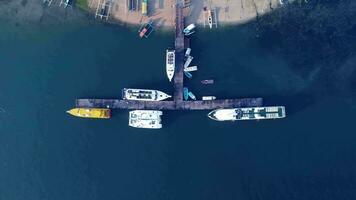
[{"left": 249, "top": 0, "right": 356, "bottom": 113}]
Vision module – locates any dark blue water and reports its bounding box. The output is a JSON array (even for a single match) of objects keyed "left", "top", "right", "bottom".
[{"left": 1, "top": 1, "right": 356, "bottom": 200}]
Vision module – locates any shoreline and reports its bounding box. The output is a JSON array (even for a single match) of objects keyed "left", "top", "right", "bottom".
[{"left": 88, "top": 0, "right": 285, "bottom": 29}]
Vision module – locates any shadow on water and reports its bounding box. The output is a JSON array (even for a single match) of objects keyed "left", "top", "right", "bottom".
[{"left": 255, "top": 0, "right": 356, "bottom": 114}]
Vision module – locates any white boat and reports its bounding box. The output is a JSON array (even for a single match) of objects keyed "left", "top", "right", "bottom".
[
  {"left": 202, "top": 96, "right": 216, "bottom": 100},
  {"left": 184, "top": 56, "right": 193, "bottom": 68},
  {"left": 184, "top": 65, "right": 197, "bottom": 72},
  {"left": 166, "top": 50, "right": 175, "bottom": 82},
  {"left": 122, "top": 88, "right": 171, "bottom": 101},
  {"left": 208, "top": 106, "right": 286, "bottom": 121},
  {"left": 185, "top": 48, "right": 191, "bottom": 57},
  {"left": 208, "top": 10, "right": 213, "bottom": 29},
  {"left": 183, "top": 24, "right": 196, "bottom": 36},
  {"left": 188, "top": 91, "right": 196, "bottom": 100},
  {"left": 129, "top": 110, "right": 163, "bottom": 129},
  {"left": 60, "top": 0, "right": 72, "bottom": 7}
]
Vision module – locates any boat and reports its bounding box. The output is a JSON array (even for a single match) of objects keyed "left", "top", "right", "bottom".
[
  {"left": 61, "top": 0, "right": 72, "bottom": 7},
  {"left": 184, "top": 71, "right": 193, "bottom": 78},
  {"left": 184, "top": 65, "right": 198, "bottom": 72},
  {"left": 66, "top": 108, "right": 111, "bottom": 119},
  {"left": 100, "top": 0, "right": 108, "bottom": 16},
  {"left": 202, "top": 96, "right": 216, "bottom": 100},
  {"left": 201, "top": 79, "right": 214, "bottom": 84},
  {"left": 207, "top": 10, "right": 213, "bottom": 29},
  {"left": 188, "top": 91, "right": 196, "bottom": 100},
  {"left": 183, "top": 87, "right": 189, "bottom": 100},
  {"left": 208, "top": 106, "right": 286, "bottom": 121},
  {"left": 184, "top": 56, "right": 193, "bottom": 68},
  {"left": 129, "top": 110, "right": 162, "bottom": 129},
  {"left": 166, "top": 50, "right": 175, "bottom": 82},
  {"left": 138, "top": 22, "right": 154, "bottom": 38},
  {"left": 185, "top": 48, "right": 191, "bottom": 57},
  {"left": 279, "top": 0, "right": 289, "bottom": 5},
  {"left": 122, "top": 88, "right": 171, "bottom": 101},
  {"left": 183, "top": 24, "right": 195, "bottom": 36},
  {"left": 141, "top": 0, "right": 148, "bottom": 15}
]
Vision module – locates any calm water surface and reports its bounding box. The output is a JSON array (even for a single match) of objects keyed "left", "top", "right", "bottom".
[{"left": 1, "top": 1, "right": 356, "bottom": 200}]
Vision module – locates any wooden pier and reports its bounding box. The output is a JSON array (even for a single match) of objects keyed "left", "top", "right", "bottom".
[
  {"left": 76, "top": 0, "right": 263, "bottom": 111},
  {"left": 76, "top": 98, "right": 263, "bottom": 110}
]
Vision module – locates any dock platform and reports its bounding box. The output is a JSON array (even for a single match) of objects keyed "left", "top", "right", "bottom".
[{"left": 76, "top": 98, "right": 263, "bottom": 110}]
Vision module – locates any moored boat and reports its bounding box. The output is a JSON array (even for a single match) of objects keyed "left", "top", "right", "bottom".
[
  {"left": 208, "top": 10, "right": 213, "bottom": 29},
  {"left": 201, "top": 79, "right": 214, "bottom": 84},
  {"left": 122, "top": 88, "right": 171, "bottom": 101},
  {"left": 184, "top": 65, "right": 198, "bottom": 72},
  {"left": 183, "top": 87, "right": 189, "bottom": 101},
  {"left": 184, "top": 71, "right": 193, "bottom": 78},
  {"left": 66, "top": 108, "right": 111, "bottom": 119},
  {"left": 184, "top": 56, "right": 194, "bottom": 68},
  {"left": 141, "top": 0, "right": 148, "bottom": 15},
  {"left": 188, "top": 91, "right": 196, "bottom": 100},
  {"left": 208, "top": 106, "right": 286, "bottom": 121},
  {"left": 138, "top": 22, "right": 154, "bottom": 38},
  {"left": 202, "top": 96, "right": 216, "bottom": 100},
  {"left": 129, "top": 110, "right": 162, "bottom": 129},
  {"left": 185, "top": 48, "right": 191, "bottom": 57},
  {"left": 183, "top": 24, "right": 196, "bottom": 36},
  {"left": 166, "top": 50, "right": 175, "bottom": 82}
]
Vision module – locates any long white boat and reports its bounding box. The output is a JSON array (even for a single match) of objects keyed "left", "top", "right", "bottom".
[
  {"left": 129, "top": 110, "right": 162, "bottom": 129},
  {"left": 208, "top": 106, "right": 286, "bottom": 121},
  {"left": 166, "top": 50, "right": 175, "bottom": 82},
  {"left": 122, "top": 88, "right": 171, "bottom": 101}
]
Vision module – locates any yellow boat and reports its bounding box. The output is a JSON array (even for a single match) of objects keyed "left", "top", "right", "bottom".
[
  {"left": 142, "top": 0, "right": 147, "bottom": 15},
  {"left": 66, "top": 108, "right": 111, "bottom": 119}
]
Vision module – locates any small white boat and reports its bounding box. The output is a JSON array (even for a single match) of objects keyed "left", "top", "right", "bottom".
[
  {"left": 188, "top": 91, "right": 196, "bottom": 100},
  {"left": 184, "top": 65, "right": 197, "bottom": 72},
  {"left": 129, "top": 110, "right": 163, "bottom": 129},
  {"left": 184, "top": 56, "right": 193, "bottom": 68},
  {"left": 202, "top": 96, "right": 216, "bottom": 100},
  {"left": 183, "top": 24, "right": 196, "bottom": 36},
  {"left": 208, "top": 10, "right": 213, "bottom": 29},
  {"left": 185, "top": 48, "right": 191, "bottom": 57},
  {"left": 166, "top": 50, "right": 175, "bottom": 82}
]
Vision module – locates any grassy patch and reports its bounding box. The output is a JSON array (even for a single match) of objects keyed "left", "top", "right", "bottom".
[{"left": 76, "top": 0, "right": 89, "bottom": 11}]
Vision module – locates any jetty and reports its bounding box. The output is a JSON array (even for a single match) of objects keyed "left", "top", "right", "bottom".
[{"left": 76, "top": 0, "right": 263, "bottom": 110}]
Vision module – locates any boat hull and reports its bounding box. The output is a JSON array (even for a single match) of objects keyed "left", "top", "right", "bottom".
[
  {"left": 67, "top": 108, "right": 111, "bottom": 119},
  {"left": 129, "top": 110, "right": 163, "bottom": 129},
  {"left": 122, "top": 88, "right": 171, "bottom": 101},
  {"left": 208, "top": 106, "right": 286, "bottom": 121},
  {"left": 166, "top": 50, "right": 175, "bottom": 82}
]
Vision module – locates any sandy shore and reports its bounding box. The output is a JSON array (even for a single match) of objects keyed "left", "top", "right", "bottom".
[{"left": 88, "top": 0, "right": 285, "bottom": 27}]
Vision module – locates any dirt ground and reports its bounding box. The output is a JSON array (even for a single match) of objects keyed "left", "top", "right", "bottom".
[{"left": 88, "top": 0, "right": 286, "bottom": 27}]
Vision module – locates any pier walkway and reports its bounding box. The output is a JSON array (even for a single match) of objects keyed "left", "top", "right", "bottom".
[
  {"left": 76, "top": 98, "right": 263, "bottom": 110},
  {"left": 173, "top": 0, "right": 185, "bottom": 102},
  {"left": 75, "top": 0, "right": 263, "bottom": 111}
]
